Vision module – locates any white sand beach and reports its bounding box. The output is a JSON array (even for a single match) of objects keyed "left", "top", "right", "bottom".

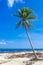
[{"left": 0, "top": 51, "right": 43, "bottom": 65}]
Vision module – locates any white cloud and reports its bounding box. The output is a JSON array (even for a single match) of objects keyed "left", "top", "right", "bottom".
[
  {"left": 15, "top": 0, "right": 25, "bottom": 3},
  {"left": 8, "top": 0, "right": 14, "bottom": 7},
  {"left": 20, "top": 0, "right": 25, "bottom": 3},
  {"left": 0, "top": 36, "right": 43, "bottom": 48},
  {"left": 0, "top": 40, "right": 6, "bottom": 45},
  {"left": 8, "top": 0, "right": 25, "bottom": 7}
]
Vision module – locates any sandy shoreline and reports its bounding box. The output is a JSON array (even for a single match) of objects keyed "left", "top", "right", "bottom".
[{"left": 0, "top": 51, "right": 43, "bottom": 65}]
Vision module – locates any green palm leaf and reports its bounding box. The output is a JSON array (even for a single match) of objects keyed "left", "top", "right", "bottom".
[
  {"left": 12, "top": 7, "right": 36, "bottom": 29},
  {"left": 27, "top": 16, "right": 36, "bottom": 19},
  {"left": 27, "top": 10, "right": 33, "bottom": 15},
  {"left": 16, "top": 21, "right": 22, "bottom": 28},
  {"left": 26, "top": 20, "right": 33, "bottom": 28},
  {"left": 21, "top": 7, "right": 28, "bottom": 12}
]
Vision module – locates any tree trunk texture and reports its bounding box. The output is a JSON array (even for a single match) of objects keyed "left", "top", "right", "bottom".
[{"left": 26, "top": 31, "right": 38, "bottom": 59}]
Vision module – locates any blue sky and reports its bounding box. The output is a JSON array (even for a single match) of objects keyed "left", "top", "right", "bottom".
[{"left": 0, "top": 0, "right": 43, "bottom": 49}]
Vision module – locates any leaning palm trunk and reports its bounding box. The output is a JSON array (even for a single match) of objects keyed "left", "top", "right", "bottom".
[
  {"left": 23, "top": 21, "right": 38, "bottom": 59},
  {"left": 26, "top": 30, "right": 38, "bottom": 59}
]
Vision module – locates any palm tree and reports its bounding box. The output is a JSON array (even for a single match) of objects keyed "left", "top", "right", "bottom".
[{"left": 12, "top": 7, "right": 38, "bottom": 59}]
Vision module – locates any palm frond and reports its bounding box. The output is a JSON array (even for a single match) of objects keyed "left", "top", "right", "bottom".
[
  {"left": 12, "top": 7, "right": 36, "bottom": 30},
  {"left": 26, "top": 20, "right": 33, "bottom": 28},
  {"left": 27, "top": 16, "right": 36, "bottom": 19},
  {"left": 21, "top": 7, "right": 28, "bottom": 13},
  {"left": 27, "top": 10, "right": 33, "bottom": 15},
  {"left": 22, "top": 20, "right": 33, "bottom": 31},
  {"left": 16, "top": 21, "right": 22, "bottom": 28},
  {"left": 12, "top": 14, "right": 20, "bottom": 17},
  {"left": 17, "top": 9, "right": 22, "bottom": 16}
]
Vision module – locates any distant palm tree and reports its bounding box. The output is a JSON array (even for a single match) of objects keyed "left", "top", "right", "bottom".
[{"left": 12, "top": 7, "right": 38, "bottom": 59}]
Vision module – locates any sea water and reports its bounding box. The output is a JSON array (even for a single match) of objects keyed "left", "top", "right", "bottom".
[{"left": 0, "top": 49, "right": 43, "bottom": 53}]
